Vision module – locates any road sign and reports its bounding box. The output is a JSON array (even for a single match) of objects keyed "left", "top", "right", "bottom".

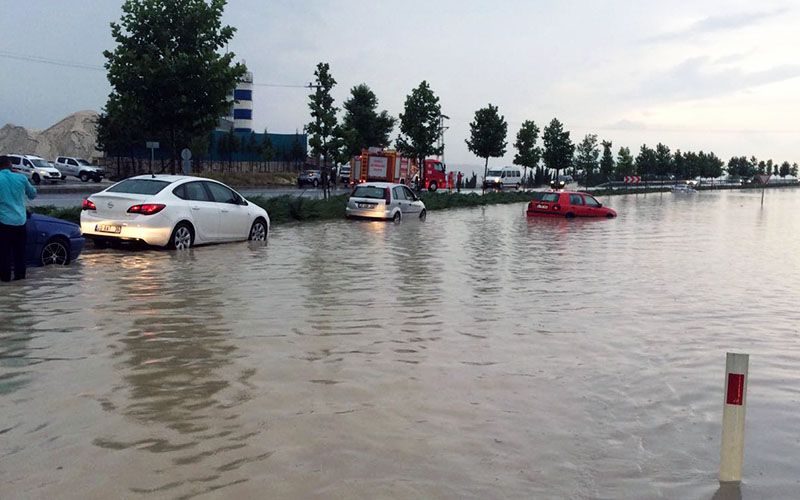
[
  {"left": 146, "top": 141, "right": 159, "bottom": 149},
  {"left": 623, "top": 176, "right": 641, "bottom": 184},
  {"left": 181, "top": 148, "right": 192, "bottom": 161},
  {"left": 755, "top": 174, "right": 770, "bottom": 185}
]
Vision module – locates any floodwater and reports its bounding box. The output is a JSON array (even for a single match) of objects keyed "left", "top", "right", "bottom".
[{"left": 2, "top": 188, "right": 800, "bottom": 499}]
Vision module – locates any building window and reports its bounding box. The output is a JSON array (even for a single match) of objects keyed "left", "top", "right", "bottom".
[
  {"left": 234, "top": 89, "right": 252, "bottom": 101},
  {"left": 233, "top": 109, "right": 252, "bottom": 120}
]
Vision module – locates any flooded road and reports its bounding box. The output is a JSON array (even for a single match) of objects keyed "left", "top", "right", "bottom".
[{"left": 2, "top": 188, "right": 800, "bottom": 499}]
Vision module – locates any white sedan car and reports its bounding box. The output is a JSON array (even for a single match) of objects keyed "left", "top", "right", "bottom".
[{"left": 80, "top": 175, "right": 270, "bottom": 249}]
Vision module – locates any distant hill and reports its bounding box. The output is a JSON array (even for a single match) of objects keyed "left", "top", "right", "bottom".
[{"left": 0, "top": 111, "right": 99, "bottom": 160}]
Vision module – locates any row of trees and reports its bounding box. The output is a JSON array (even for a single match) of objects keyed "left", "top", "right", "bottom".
[
  {"left": 463, "top": 104, "right": 798, "bottom": 188},
  {"left": 305, "top": 62, "right": 443, "bottom": 197},
  {"left": 215, "top": 129, "right": 305, "bottom": 170}
]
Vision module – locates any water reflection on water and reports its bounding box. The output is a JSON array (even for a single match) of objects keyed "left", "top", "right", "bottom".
[{"left": 2, "top": 188, "right": 800, "bottom": 499}]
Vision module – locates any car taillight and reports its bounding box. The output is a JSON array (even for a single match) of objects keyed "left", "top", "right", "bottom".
[
  {"left": 127, "top": 204, "right": 166, "bottom": 215},
  {"left": 385, "top": 188, "right": 391, "bottom": 205},
  {"left": 82, "top": 199, "right": 96, "bottom": 211},
  {"left": 553, "top": 204, "right": 560, "bottom": 211}
]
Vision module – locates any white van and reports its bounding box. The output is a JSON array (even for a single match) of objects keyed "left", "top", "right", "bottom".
[
  {"left": 7, "top": 154, "right": 64, "bottom": 184},
  {"left": 483, "top": 166, "right": 523, "bottom": 189}
]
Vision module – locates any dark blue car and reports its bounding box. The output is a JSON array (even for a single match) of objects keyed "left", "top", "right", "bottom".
[{"left": 25, "top": 213, "right": 84, "bottom": 266}]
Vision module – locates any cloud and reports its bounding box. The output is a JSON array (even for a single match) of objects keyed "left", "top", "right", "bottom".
[
  {"left": 645, "top": 9, "right": 788, "bottom": 43},
  {"left": 636, "top": 56, "right": 800, "bottom": 101}
]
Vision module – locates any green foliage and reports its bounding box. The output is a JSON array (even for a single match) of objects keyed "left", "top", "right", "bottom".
[
  {"left": 466, "top": 104, "right": 507, "bottom": 191},
  {"left": 248, "top": 194, "right": 348, "bottom": 225},
  {"left": 615, "top": 147, "right": 635, "bottom": 177},
  {"left": 542, "top": 118, "right": 574, "bottom": 179},
  {"left": 654, "top": 143, "right": 672, "bottom": 177},
  {"left": 599, "top": 140, "right": 614, "bottom": 182},
  {"left": 791, "top": 163, "right": 798, "bottom": 177},
  {"left": 102, "top": 0, "right": 246, "bottom": 171},
  {"left": 30, "top": 206, "right": 82, "bottom": 225},
  {"left": 260, "top": 129, "right": 276, "bottom": 162},
  {"left": 306, "top": 62, "right": 340, "bottom": 163},
  {"left": 513, "top": 120, "right": 542, "bottom": 173},
  {"left": 574, "top": 134, "right": 599, "bottom": 185},
  {"left": 779, "top": 161, "right": 791, "bottom": 178},
  {"left": 396, "top": 81, "right": 443, "bottom": 187},
  {"left": 341, "top": 84, "right": 396, "bottom": 158},
  {"left": 635, "top": 145, "right": 656, "bottom": 177}
]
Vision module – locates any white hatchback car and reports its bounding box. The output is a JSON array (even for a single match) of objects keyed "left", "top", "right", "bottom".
[
  {"left": 345, "top": 182, "right": 426, "bottom": 222},
  {"left": 80, "top": 175, "right": 270, "bottom": 249}
]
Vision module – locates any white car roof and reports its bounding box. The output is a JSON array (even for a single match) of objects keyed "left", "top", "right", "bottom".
[
  {"left": 355, "top": 182, "right": 407, "bottom": 188},
  {"left": 129, "top": 174, "right": 209, "bottom": 183}
]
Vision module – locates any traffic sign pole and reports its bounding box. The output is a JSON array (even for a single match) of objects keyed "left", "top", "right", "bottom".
[{"left": 720, "top": 352, "right": 749, "bottom": 483}]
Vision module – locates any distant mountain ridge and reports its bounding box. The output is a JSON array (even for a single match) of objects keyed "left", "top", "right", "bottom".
[{"left": 0, "top": 111, "right": 99, "bottom": 160}]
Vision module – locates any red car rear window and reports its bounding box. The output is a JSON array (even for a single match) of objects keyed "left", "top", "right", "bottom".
[{"left": 541, "top": 192, "right": 560, "bottom": 202}]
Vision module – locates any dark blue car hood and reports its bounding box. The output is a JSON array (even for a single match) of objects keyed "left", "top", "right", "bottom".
[{"left": 29, "top": 213, "right": 80, "bottom": 230}]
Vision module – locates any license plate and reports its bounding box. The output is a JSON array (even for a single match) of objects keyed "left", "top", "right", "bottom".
[
  {"left": 357, "top": 203, "right": 376, "bottom": 209},
  {"left": 96, "top": 224, "right": 121, "bottom": 234},
  {"left": 536, "top": 204, "right": 548, "bottom": 209}
]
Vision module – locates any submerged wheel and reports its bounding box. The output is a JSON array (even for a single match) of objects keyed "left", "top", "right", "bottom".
[
  {"left": 565, "top": 212, "right": 575, "bottom": 219},
  {"left": 249, "top": 219, "right": 268, "bottom": 241},
  {"left": 392, "top": 211, "right": 402, "bottom": 223},
  {"left": 419, "top": 209, "right": 427, "bottom": 221},
  {"left": 168, "top": 222, "right": 194, "bottom": 250},
  {"left": 41, "top": 238, "right": 70, "bottom": 265}
]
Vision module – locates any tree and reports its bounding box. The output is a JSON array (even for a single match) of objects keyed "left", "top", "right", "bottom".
[
  {"left": 96, "top": 93, "right": 142, "bottom": 177},
  {"left": 542, "top": 118, "right": 574, "bottom": 182},
  {"left": 574, "top": 134, "right": 599, "bottom": 187},
  {"left": 779, "top": 161, "right": 790, "bottom": 178},
  {"left": 466, "top": 104, "right": 508, "bottom": 194},
  {"left": 306, "top": 62, "right": 342, "bottom": 198},
  {"left": 103, "top": 0, "right": 246, "bottom": 174},
  {"left": 396, "top": 81, "right": 442, "bottom": 190},
  {"left": 599, "top": 140, "right": 614, "bottom": 183},
  {"left": 635, "top": 144, "right": 657, "bottom": 181},
  {"left": 616, "top": 146, "right": 635, "bottom": 177},
  {"left": 341, "top": 84, "right": 395, "bottom": 158},
  {"left": 260, "top": 129, "right": 275, "bottom": 169},
  {"left": 654, "top": 143, "right": 672, "bottom": 178},
  {"left": 291, "top": 133, "right": 306, "bottom": 168},
  {"left": 513, "top": 120, "right": 542, "bottom": 186}
]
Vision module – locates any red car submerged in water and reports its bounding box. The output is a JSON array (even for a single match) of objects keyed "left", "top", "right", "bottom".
[{"left": 526, "top": 190, "right": 616, "bottom": 218}]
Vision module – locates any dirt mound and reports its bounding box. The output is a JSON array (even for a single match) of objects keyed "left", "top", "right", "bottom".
[{"left": 0, "top": 110, "right": 99, "bottom": 160}]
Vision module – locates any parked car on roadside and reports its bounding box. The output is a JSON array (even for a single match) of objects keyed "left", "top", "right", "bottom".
[
  {"left": 526, "top": 190, "right": 616, "bottom": 218},
  {"left": 80, "top": 175, "right": 270, "bottom": 249},
  {"left": 54, "top": 156, "right": 105, "bottom": 182},
  {"left": 7, "top": 154, "right": 64, "bottom": 184},
  {"left": 297, "top": 169, "right": 321, "bottom": 188},
  {"left": 25, "top": 213, "right": 84, "bottom": 266},
  {"left": 345, "top": 182, "right": 426, "bottom": 222}
]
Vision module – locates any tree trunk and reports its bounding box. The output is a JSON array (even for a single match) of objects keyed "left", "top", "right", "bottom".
[{"left": 482, "top": 156, "right": 488, "bottom": 195}]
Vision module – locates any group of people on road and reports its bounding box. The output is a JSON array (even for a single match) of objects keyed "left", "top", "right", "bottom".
[{"left": 0, "top": 155, "right": 37, "bottom": 282}]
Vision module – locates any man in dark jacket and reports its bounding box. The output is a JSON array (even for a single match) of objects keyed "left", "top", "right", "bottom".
[{"left": 0, "top": 155, "right": 37, "bottom": 281}]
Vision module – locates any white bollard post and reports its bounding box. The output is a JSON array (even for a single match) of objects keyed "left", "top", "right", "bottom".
[{"left": 719, "top": 352, "right": 749, "bottom": 483}]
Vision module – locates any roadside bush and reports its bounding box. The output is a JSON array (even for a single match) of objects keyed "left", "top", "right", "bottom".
[{"left": 30, "top": 206, "right": 82, "bottom": 224}]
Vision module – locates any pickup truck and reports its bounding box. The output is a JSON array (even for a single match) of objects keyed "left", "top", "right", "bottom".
[{"left": 54, "top": 156, "right": 105, "bottom": 182}]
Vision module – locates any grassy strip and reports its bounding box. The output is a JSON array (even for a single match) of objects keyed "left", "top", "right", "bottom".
[
  {"left": 247, "top": 194, "right": 349, "bottom": 225},
  {"left": 30, "top": 205, "right": 82, "bottom": 224}
]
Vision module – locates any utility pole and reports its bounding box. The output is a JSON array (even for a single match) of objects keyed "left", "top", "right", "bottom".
[{"left": 438, "top": 114, "right": 450, "bottom": 164}]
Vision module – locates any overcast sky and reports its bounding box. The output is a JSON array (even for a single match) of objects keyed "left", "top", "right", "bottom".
[{"left": 2, "top": 0, "right": 799, "bottom": 168}]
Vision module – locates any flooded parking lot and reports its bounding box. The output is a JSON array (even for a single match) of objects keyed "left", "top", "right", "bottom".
[{"left": 2, "top": 189, "right": 800, "bottom": 499}]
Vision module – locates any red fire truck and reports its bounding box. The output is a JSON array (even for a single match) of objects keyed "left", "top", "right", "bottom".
[{"left": 351, "top": 148, "right": 448, "bottom": 191}]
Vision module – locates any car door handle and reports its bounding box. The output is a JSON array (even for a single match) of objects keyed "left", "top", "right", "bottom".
[
  {"left": 191, "top": 206, "right": 200, "bottom": 210},
  {"left": 221, "top": 209, "right": 229, "bottom": 213}
]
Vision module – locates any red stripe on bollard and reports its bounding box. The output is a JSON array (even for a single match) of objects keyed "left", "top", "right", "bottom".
[{"left": 726, "top": 373, "right": 744, "bottom": 405}]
